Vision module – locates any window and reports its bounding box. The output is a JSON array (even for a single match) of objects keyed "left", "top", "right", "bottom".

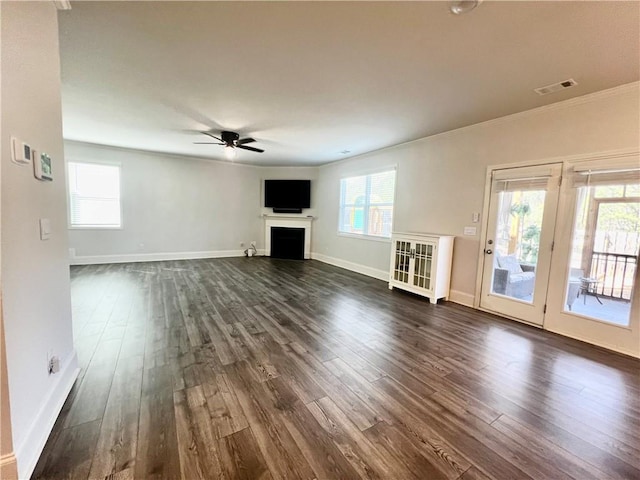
[
  {"left": 339, "top": 169, "right": 396, "bottom": 238},
  {"left": 68, "top": 162, "right": 121, "bottom": 228}
]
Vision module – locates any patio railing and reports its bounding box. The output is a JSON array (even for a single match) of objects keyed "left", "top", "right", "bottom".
[{"left": 590, "top": 251, "right": 637, "bottom": 301}]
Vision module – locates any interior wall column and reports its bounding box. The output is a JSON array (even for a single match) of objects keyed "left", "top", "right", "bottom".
[{"left": 0, "top": 4, "right": 17, "bottom": 470}]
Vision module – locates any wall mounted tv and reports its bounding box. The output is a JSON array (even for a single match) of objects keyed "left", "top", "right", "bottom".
[{"left": 265, "top": 180, "right": 311, "bottom": 213}]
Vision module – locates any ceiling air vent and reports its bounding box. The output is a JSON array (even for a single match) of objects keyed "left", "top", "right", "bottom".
[{"left": 534, "top": 79, "right": 578, "bottom": 96}]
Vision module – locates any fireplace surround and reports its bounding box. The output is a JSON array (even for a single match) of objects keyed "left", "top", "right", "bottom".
[{"left": 264, "top": 215, "right": 312, "bottom": 259}]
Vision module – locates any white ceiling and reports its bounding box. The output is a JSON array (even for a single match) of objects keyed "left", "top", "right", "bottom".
[{"left": 58, "top": 1, "right": 640, "bottom": 166}]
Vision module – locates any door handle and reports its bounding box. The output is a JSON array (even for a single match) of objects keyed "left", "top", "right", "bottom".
[{"left": 484, "top": 249, "right": 493, "bottom": 255}]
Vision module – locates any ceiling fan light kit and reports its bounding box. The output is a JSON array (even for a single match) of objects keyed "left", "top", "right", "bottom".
[
  {"left": 194, "top": 130, "right": 264, "bottom": 160},
  {"left": 224, "top": 145, "right": 237, "bottom": 160}
]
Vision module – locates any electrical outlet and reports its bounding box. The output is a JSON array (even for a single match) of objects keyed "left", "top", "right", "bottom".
[{"left": 48, "top": 355, "right": 60, "bottom": 375}]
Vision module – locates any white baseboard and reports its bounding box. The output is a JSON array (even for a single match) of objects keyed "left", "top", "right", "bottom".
[
  {"left": 545, "top": 325, "right": 639, "bottom": 359},
  {"left": 310, "top": 255, "right": 478, "bottom": 307},
  {"left": 15, "top": 352, "right": 80, "bottom": 480},
  {"left": 70, "top": 249, "right": 246, "bottom": 265},
  {"left": 311, "top": 253, "right": 388, "bottom": 281},
  {"left": 448, "top": 289, "right": 475, "bottom": 307}
]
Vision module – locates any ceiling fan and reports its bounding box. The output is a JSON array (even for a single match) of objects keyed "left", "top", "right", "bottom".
[{"left": 194, "top": 131, "right": 264, "bottom": 159}]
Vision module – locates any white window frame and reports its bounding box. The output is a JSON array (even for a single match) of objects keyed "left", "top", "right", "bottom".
[
  {"left": 67, "top": 161, "right": 123, "bottom": 230},
  {"left": 338, "top": 168, "right": 396, "bottom": 240}
]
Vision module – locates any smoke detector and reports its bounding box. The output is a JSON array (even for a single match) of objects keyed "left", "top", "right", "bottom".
[
  {"left": 450, "top": 0, "right": 482, "bottom": 15},
  {"left": 534, "top": 79, "right": 578, "bottom": 96},
  {"left": 53, "top": 1, "right": 72, "bottom": 10}
]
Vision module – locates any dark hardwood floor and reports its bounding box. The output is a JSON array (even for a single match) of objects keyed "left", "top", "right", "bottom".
[{"left": 32, "top": 258, "right": 640, "bottom": 479}]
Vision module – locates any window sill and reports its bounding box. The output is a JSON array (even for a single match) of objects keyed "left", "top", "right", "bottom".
[{"left": 337, "top": 232, "right": 391, "bottom": 243}]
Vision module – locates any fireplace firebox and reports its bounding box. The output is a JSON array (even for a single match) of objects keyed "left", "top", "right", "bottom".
[{"left": 270, "top": 227, "right": 305, "bottom": 260}]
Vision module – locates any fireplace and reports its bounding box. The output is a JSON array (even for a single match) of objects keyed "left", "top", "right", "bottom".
[
  {"left": 270, "top": 227, "right": 305, "bottom": 260},
  {"left": 264, "top": 215, "right": 312, "bottom": 259}
]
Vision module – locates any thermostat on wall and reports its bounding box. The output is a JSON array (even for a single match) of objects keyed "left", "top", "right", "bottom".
[{"left": 11, "top": 136, "right": 33, "bottom": 165}]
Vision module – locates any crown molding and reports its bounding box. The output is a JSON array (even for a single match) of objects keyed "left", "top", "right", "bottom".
[
  {"left": 320, "top": 82, "right": 640, "bottom": 169},
  {"left": 458, "top": 81, "right": 640, "bottom": 132}
]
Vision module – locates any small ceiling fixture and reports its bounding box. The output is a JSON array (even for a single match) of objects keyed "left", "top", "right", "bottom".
[
  {"left": 450, "top": 0, "right": 482, "bottom": 15},
  {"left": 194, "top": 130, "right": 264, "bottom": 160},
  {"left": 53, "top": 0, "right": 72, "bottom": 10}
]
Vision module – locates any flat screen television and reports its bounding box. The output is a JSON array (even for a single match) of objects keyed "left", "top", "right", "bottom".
[{"left": 265, "top": 180, "right": 311, "bottom": 213}]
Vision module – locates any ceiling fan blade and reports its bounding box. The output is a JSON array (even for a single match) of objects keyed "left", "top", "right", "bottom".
[
  {"left": 237, "top": 137, "right": 256, "bottom": 145},
  {"left": 202, "top": 131, "right": 223, "bottom": 141},
  {"left": 237, "top": 145, "right": 264, "bottom": 153},
  {"left": 193, "top": 142, "right": 225, "bottom": 145}
]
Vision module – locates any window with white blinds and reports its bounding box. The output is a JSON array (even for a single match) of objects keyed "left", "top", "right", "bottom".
[
  {"left": 68, "top": 162, "right": 121, "bottom": 228},
  {"left": 339, "top": 169, "right": 396, "bottom": 238}
]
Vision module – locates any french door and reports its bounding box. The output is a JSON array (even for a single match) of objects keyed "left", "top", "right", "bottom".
[
  {"left": 479, "top": 155, "right": 640, "bottom": 357},
  {"left": 479, "top": 164, "right": 562, "bottom": 326}
]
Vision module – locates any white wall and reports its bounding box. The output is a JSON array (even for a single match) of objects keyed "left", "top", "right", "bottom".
[
  {"left": 67, "top": 142, "right": 264, "bottom": 261},
  {"left": 1, "top": 3, "right": 78, "bottom": 477},
  {"left": 313, "top": 84, "right": 640, "bottom": 304},
  {"left": 67, "top": 142, "right": 320, "bottom": 262}
]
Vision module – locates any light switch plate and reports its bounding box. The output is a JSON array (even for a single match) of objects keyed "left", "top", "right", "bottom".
[
  {"left": 40, "top": 218, "right": 51, "bottom": 240},
  {"left": 463, "top": 226, "right": 477, "bottom": 236}
]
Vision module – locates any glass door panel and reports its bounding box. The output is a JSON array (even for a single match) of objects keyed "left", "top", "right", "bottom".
[
  {"left": 393, "top": 240, "right": 411, "bottom": 283},
  {"left": 563, "top": 184, "right": 639, "bottom": 326},
  {"left": 413, "top": 243, "right": 433, "bottom": 290},
  {"left": 490, "top": 189, "right": 546, "bottom": 303}
]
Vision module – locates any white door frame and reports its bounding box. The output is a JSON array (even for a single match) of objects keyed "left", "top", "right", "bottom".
[
  {"left": 478, "top": 163, "right": 562, "bottom": 326},
  {"left": 474, "top": 156, "right": 567, "bottom": 311}
]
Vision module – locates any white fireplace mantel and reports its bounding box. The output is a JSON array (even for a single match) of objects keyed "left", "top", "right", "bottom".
[{"left": 264, "top": 215, "right": 313, "bottom": 259}]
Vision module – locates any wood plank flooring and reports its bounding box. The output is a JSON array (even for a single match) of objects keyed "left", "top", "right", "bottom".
[{"left": 32, "top": 258, "right": 640, "bottom": 479}]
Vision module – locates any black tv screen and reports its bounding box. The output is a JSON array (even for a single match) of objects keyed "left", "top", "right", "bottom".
[{"left": 265, "top": 180, "right": 311, "bottom": 212}]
